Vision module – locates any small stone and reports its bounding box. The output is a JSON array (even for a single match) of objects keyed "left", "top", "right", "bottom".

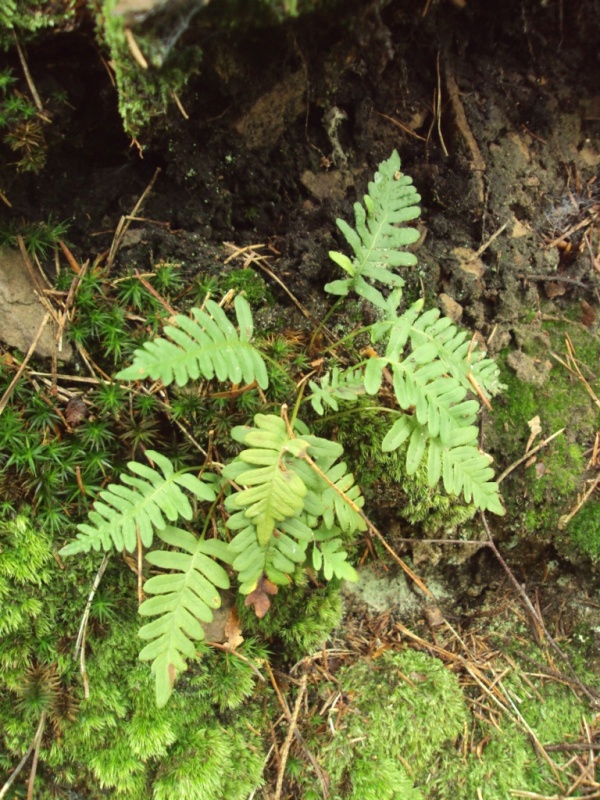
[
  {"left": 438, "top": 292, "right": 463, "bottom": 322},
  {"left": 0, "top": 246, "right": 72, "bottom": 361}
]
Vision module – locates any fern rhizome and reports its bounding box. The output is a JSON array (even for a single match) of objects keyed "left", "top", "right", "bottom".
[{"left": 60, "top": 151, "right": 505, "bottom": 706}]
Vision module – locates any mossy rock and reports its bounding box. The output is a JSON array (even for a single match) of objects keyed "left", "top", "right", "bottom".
[{"left": 487, "top": 313, "right": 600, "bottom": 561}]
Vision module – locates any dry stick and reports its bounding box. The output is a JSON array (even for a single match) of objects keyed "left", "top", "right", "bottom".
[
  {"left": 223, "top": 242, "right": 314, "bottom": 323},
  {"left": 274, "top": 674, "right": 307, "bottom": 800},
  {"left": 26, "top": 712, "right": 47, "bottom": 800},
  {"left": 511, "top": 793, "right": 600, "bottom": 800},
  {"left": 0, "top": 312, "right": 50, "bottom": 414},
  {"left": 0, "top": 712, "right": 46, "bottom": 800},
  {"left": 299, "top": 448, "right": 432, "bottom": 598},
  {"left": 558, "top": 473, "right": 600, "bottom": 530},
  {"left": 13, "top": 32, "right": 44, "bottom": 113},
  {"left": 520, "top": 274, "right": 589, "bottom": 289},
  {"left": 480, "top": 512, "right": 599, "bottom": 708},
  {"left": 74, "top": 554, "right": 111, "bottom": 699},
  {"left": 377, "top": 111, "right": 428, "bottom": 142},
  {"left": 107, "top": 168, "right": 161, "bottom": 269},
  {"left": 134, "top": 269, "right": 177, "bottom": 315},
  {"left": 496, "top": 428, "right": 565, "bottom": 484},
  {"left": 472, "top": 221, "right": 508, "bottom": 260},
  {"left": 264, "top": 661, "right": 328, "bottom": 798}
]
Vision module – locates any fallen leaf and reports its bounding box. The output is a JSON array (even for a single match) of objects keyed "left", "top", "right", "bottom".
[
  {"left": 245, "top": 576, "right": 279, "bottom": 618},
  {"left": 223, "top": 607, "right": 244, "bottom": 650},
  {"left": 581, "top": 299, "right": 596, "bottom": 329},
  {"left": 525, "top": 415, "right": 542, "bottom": 452},
  {"left": 65, "top": 396, "right": 87, "bottom": 426},
  {"left": 545, "top": 281, "right": 566, "bottom": 299}
]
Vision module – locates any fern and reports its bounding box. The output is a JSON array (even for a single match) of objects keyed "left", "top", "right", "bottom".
[
  {"left": 59, "top": 451, "right": 217, "bottom": 555},
  {"left": 308, "top": 367, "right": 365, "bottom": 414},
  {"left": 325, "top": 150, "right": 421, "bottom": 310},
  {"left": 223, "top": 414, "right": 364, "bottom": 593},
  {"left": 372, "top": 298, "right": 503, "bottom": 400},
  {"left": 138, "top": 526, "right": 231, "bottom": 707},
  {"left": 311, "top": 527, "right": 358, "bottom": 582},
  {"left": 116, "top": 294, "right": 268, "bottom": 389}
]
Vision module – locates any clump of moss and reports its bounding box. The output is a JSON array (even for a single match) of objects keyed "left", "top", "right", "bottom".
[
  {"left": 1, "top": 511, "right": 271, "bottom": 800},
  {"left": 565, "top": 501, "right": 600, "bottom": 560},
  {"left": 317, "top": 399, "right": 476, "bottom": 535},
  {"left": 294, "top": 650, "right": 466, "bottom": 799},
  {"left": 489, "top": 315, "right": 600, "bottom": 556}
]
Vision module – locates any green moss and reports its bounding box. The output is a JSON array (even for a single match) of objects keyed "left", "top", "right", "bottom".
[
  {"left": 565, "top": 501, "right": 600, "bottom": 560},
  {"left": 489, "top": 316, "right": 600, "bottom": 553},
  {"left": 98, "top": 0, "right": 203, "bottom": 138},
  {"left": 0, "top": 512, "right": 271, "bottom": 799},
  {"left": 237, "top": 577, "right": 343, "bottom": 660}
]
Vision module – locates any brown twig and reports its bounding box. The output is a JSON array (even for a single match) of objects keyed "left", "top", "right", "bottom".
[
  {"left": 274, "top": 673, "right": 307, "bottom": 800},
  {"left": 481, "top": 512, "right": 600, "bottom": 708},
  {"left": 13, "top": 32, "right": 44, "bottom": 114},
  {"left": 26, "top": 712, "right": 47, "bottom": 800},
  {"left": 0, "top": 312, "right": 51, "bottom": 414},
  {"left": 107, "top": 168, "right": 161, "bottom": 270},
  {"left": 496, "top": 428, "right": 566, "bottom": 484},
  {"left": 0, "top": 712, "right": 46, "bottom": 800},
  {"left": 74, "top": 554, "right": 111, "bottom": 699}
]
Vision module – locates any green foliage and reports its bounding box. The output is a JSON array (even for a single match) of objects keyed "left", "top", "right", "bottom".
[
  {"left": 98, "top": 0, "right": 203, "bottom": 138},
  {"left": 116, "top": 295, "right": 269, "bottom": 389},
  {"left": 60, "top": 451, "right": 217, "bottom": 555},
  {"left": 325, "top": 150, "right": 421, "bottom": 309},
  {"left": 565, "top": 501, "right": 600, "bottom": 560},
  {"left": 138, "top": 526, "right": 231, "bottom": 707},
  {"left": 224, "top": 413, "right": 362, "bottom": 592},
  {"left": 0, "top": 216, "right": 70, "bottom": 258}
]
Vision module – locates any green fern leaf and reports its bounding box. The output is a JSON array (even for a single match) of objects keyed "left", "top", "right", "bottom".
[
  {"left": 224, "top": 415, "right": 308, "bottom": 546},
  {"left": 308, "top": 367, "right": 365, "bottom": 415},
  {"left": 325, "top": 150, "right": 421, "bottom": 309},
  {"left": 320, "top": 461, "right": 366, "bottom": 533},
  {"left": 312, "top": 527, "right": 359, "bottom": 582},
  {"left": 115, "top": 295, "right": 268, "bottom": 389},
  {"left": 227, "top": 512, "right": 312, "bottom": 593},
  {"left": 59, "top": 452, "right": 216, "bottom": 556},
  {"left": 373, "top": 300, "right": 503, "bottom": 400},
  {"left": 138, "top": 526, "right": 230, "bottom": 707}
]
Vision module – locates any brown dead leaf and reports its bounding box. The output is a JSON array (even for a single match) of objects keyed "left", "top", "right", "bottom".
[
  {"left": 245, "top": 576, "right": 278, "bottom": 619},
  {"left": 65, "top": 396, "right": 87, "bottom": 427},
  {"left": 451, "top": 247, "right": 485, "bottom": 279},
  {"left": 223, "top": 607, "right": 244, "bottom": 650},
  {"left": 525, "top": 415, "right": 542, "bottom": 452},
  {"left": 581, "top": 299, "right": 596, "bottom": 329},
  {"left": 545, "top": 281, "right": 566, "bottom": 299}
]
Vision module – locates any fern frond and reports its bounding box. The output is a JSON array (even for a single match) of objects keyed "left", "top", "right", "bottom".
[
  {"left": 227, "top": 512, "right": 312, "bottom": 593},
  {"left": 223, "top": 415, "right": 309, "bottom": 546},
  {"left": 320, "top": 461, "right": 367, "bottom": 533},
  {"left": 312, "top": 527, "right": 358, "bottom": 582},
  {"left": 325, "top": 150, "right": 421, "bottom": 309},
  {"left": 365, "top": 353, "right": 479, "bottom": 447},
  {"left": 308, "top": 367, "right": 365, "bottom": 415},
  {"left": 59, "top": 452, "right": 217, "bottom": 555},
  {"left": 373, "top": 299, "right": 502, "bottom": 399},
  {"left": 116, "top": 295, "right": 269, "bottom": 389},
  {"left": 138, "top": 526, "right": 231, "bottom": 707}
]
